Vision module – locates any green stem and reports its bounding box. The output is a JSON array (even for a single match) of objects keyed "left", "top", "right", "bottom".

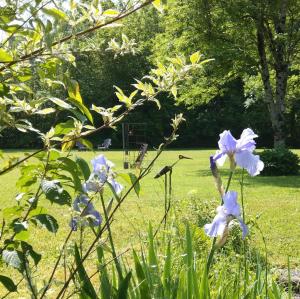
[
  {"left": 100, "top": 194, "right": 123, "bottom": 281},
  {"left": 240, "top": 168, "right": 248, "bottom": 297},
  {"left": 240, "top": 168, "right": 248, "bottom": 296},
  {"left": 164, "top": 173, "right": 167, "bottom": 228},
  {"left": 207, "top": 169, "right": 235, "bottom": 271}
]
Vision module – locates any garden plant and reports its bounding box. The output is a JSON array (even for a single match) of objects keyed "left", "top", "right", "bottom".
[{"left": 0, "top": 0, "right": 297, "bottom": 298}]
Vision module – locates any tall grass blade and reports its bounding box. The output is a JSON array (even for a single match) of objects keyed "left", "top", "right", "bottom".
[
  {"left": 74, "top": 243, "right": 98, "bottom": 299},
  {"left": 117, "top": 271, "right": 132, "bottom": 299},
  {"left": 133, "top": 250, "right": 151, "bottom": 299}
]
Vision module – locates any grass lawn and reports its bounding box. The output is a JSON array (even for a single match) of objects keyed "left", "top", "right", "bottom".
[{"left": 0, "top": 149, "right": 299, "bottom": 296}]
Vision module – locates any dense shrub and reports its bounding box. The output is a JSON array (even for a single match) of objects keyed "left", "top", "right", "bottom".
[{"left": 260, "top": 147, "right": 300, "bottom": 176}]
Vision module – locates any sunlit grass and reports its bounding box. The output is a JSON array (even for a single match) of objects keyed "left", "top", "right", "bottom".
[{"left": 0, "top": 149, "right": 299, "bottom": 296}]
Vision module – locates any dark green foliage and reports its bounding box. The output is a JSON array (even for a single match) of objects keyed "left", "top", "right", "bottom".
[
  {"left": 260, "top": 148, "right": 300, "bottom": 176},
  {"left": 0, "top": 275, "right": 17, "bottom": 292},
  {"left": 74, "top": 243, "right": 98, "bottom": 299}
]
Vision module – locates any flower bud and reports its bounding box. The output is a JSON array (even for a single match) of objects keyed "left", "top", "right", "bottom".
[{"left": 210, "top": 156, "right": 224, "bottom": 196}]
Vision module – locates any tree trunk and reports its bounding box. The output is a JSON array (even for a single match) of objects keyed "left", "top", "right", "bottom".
[{"left": 256, "top": 21, "right": 286, "bottom": 147}]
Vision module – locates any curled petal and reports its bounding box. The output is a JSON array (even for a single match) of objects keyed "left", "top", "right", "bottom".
[
  {"left": 204, "top": 212, "right": 227, "bottom": 237},
  {"left": 236, "top": 128, "right": 257, "bottom": 152},
  {"left": 88, "top": 210, "right": 102, "bottom": 226},
  {"left": 108, "top": 178, "right": 123, "bottom": 195},
  {"left": 218, "top": 130, "right": 237, "bottom": 153},
  {"left": 223, "top": 191, "right": 241, "bottom": 217},
  {"left": 213, "top": 150, "right": 227, "bottom": 166},
  {"left": 91, "top": 154, "right": 114, "bottom": 174},
  {"left": 235, "top": 151, "right": 264, "bottom": 176},
  {"left": 238, "top": 218, "right": 248, "bottom": 239},
  {"left": 71, "top": 194, "right": 102, "bottom": 228},
  {"left": 83, "top": 173, "right": 106, "bottom": 193}
]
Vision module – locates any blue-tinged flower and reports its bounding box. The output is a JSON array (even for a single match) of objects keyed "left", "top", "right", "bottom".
[
  {"left": 83, "top": 155, "right": 123, "bottom": 195},
  {"left": 70, "top": 194, "right": 102, "bottom": 231},
  {"left": 213, "top": 128, "right": 264, "bottom": 176},
  {"left": 204, "top": 191, "right": 248, "bottom": 239},
  {"left": 91, "top": 154, "right": 114, "bottom": 175},
  {"left": 108, "top": 178, "right": 123, "bottom": 195}
]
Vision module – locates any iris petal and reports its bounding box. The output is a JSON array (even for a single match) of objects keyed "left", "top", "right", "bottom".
[
  {"left": 213, "top": 150, "right": 227, "bottom": 166},
  {"left": 218, "top": 130, "right": 237, "bottom": 153},
  {"left": 235, "top": 151, "right": 264, "bottom": 176},
  {"left": 223, "top": 191, "right": 241, "bottom": 217},
  {"left": 236, "top": 128, "right": 257, "bottom": 152}
]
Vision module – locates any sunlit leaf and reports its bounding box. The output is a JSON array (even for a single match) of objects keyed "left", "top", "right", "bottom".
[
  {"left": 0, "top": 49, "right": 13, "bottom": 62},
  {"left": 190, "top": 51, "right": 200, "bottom": 64},
  {"left": 43, "top": 8, "right": 68, "bottom": 21}
]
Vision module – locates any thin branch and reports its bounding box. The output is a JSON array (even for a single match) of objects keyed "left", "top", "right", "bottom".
[
  {"left": 0, "top": 0, "right": 52, "bottom": 49},
  {"left": 0, "top": 0, "right": 154, "bottom": 73},
  {"left": 63, "top": 248, "right": 130, "bottom": 299},
  {"left": 55, "top": 125, "right": 180, "bottom": 299}
]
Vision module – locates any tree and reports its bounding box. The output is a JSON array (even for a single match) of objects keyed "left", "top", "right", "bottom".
[{"left": 153, "top": 0, "right": 300, "bottom": 147}]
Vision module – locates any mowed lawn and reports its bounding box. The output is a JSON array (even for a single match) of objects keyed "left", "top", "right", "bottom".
[{"left": 0, "top": 149, "right": 299, "bottom": 295}]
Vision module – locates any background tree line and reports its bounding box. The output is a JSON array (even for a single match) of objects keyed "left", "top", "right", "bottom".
[{"left": 1, "top": 0, "right": 299, "bottom": 149}]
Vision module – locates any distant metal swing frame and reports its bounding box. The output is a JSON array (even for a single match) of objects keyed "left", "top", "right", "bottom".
[{"left": 122, "top": 122, "right": 148, "bottom": 169}]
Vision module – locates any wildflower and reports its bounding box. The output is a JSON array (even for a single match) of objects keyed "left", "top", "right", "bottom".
[
  {"left": 70, "top": 194, "right": 102, "bottom": 231},
  {"left": 213, "top": 128, "right": 264, "bottom": 176},
  {"left": 204, "top": 191, "right": 248, "bottom": 239},
  {"left": 83, "top": 155, "right": 123, "bottom": 195}
]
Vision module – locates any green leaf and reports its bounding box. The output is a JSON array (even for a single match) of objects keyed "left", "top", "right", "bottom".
[
  {"left": 152, "top": 0, "right": 163, "bottom": 12},
  {"left": 42, "top": 8, "right": 68, "bottom": 21},
  {"left": 21, "top": 242, "right": 41, "bottom": 267},
  {"left": 97, "top": 246, "right": 112, "bottom": 299},
  {"left": 185, "top": 225, "right": 193, "bottom": 299},
  {"left": 28, "top": 206, "right": 48, "bottom": 218},
  {"left": 58, "top": 157, "right": 82, "bottom": 191},
  {"left": 148, "top": 223, "right": 158, "bottom": 267},
  {"left": 2, "top": 250, "right": 23, "bottom": 270},
  {"left": 48, "top": 97, "right": 72, "bottom": 109},
  {"left": 117, "top": 271, "right": 132, "bottom": 299},
  {"left": 35, "top": 108, "right": 56, "bottom": 115},
  {"left": 118, "top": 173, "right": 140, "bottom": 197},
  {"left": 133, "top": 250, "right": 151, "bottom": 299},
  {"left": 190, "top": 51, "right": 200, "bottom": 64},
  {"left": 0, "top": 275, "right": 17, "bottom": 292},
  {"left": 74, "top": 243, "right": 98, "bottom": 299},
  {"left": 67, "top": 80, "right": 93, "bottom": 124},
  {"left": 41, "top": 179, "right": 71, "bottom": 205},
  {"left": 75, "top": 156, "right": 91, "bottom": 181},
  {"left": 2, "top": 206, "right": 23, "bottom": 221},
  {"left": 171, "top": 85, "right": 177, "bottom": 98},
  {"left": 54, "top": 119, "right": 74, "bottom": 135},
  {"left": 103, "top": 9, "right": 119, "bottom": 16},
  {"left": 78, "top": 138, "right": 93, "bottom": 151},
  {"left": 15, "top": 230, "right": 29, "bottom": 241},
  {"left": 163, "top": 241, "right": 172, "bottom": 297},
  {"left": 30, "top": 214, "right": 58, "bottom": 233},
  {"left": 0, "top": 49, "right": 13, "bottom": 62},
  {"left": 199, "top": 265, "right": 209, "bottom": 299}
]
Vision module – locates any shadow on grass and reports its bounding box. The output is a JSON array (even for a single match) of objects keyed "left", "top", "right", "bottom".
[
  {"left": 193, "top": 168, "right": 300, "bottom": 188},
  {"left": 247, "top": 175, "right": 300, "bottom": 188}
]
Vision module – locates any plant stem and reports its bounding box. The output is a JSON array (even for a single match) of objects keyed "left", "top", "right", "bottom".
[
  {"left": 55, "top": 129, "right": 178, "bottom": 298},
  {"left": 100, "top": 193, "right": 123, "bottom": 281},
  {"left": 240, "top": 169, "right": 248, "bottom": 296}
]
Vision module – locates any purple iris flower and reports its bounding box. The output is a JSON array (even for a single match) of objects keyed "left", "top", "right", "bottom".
[
  {"left": 70, "top": 194, "right": 102, "bottom": 231},
  {"left": 91, "top": 154, "right": 114, "bottom": 174},
  {"left": 83, "top": 155, "right": 123, "bottom": 195},
  {"left": 213, "top": 128, "right": 264, "bottom": 176},
  {"left": 204, "top": 191, "right": 248, "bottom": 239}
]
